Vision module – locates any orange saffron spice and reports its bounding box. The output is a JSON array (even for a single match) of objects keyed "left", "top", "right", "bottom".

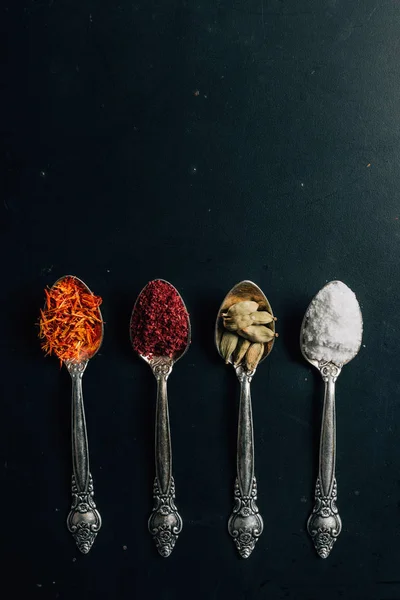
[{"left": 39, "top": 276, "right": 103, "bottom": 364}]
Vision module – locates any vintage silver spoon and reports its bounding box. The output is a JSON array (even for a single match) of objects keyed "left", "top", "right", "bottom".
[
  {"left": 43, "top": 275, "right": 103, "bottom": 554},
  {"left": 215, "top": 280, "right": 276, "bottom": 558},
  {"left": 130, "top": 279, "right": 191, "bottom": 557},
  {"left": 300, "top": 280, "right": 363, "bottom": 559}
]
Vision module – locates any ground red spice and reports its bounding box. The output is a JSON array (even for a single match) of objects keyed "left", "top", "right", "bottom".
[{"left": 131, "top": 280, "right": 189, "bottom": 359}]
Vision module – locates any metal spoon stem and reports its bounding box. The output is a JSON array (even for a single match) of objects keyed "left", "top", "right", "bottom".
[
  {"left": 155, "top": 371, "right": 172, "bottom": 495},
  {"left": 237, "top": 368, "right": 254, "bottom": 496},
  {"left": 71, "top": 363, "right": 89, "bottom": 491},
  {"left": 148, "top": 357, "right": 183, "bottom": 557},
  {"left": 228, "top": 366, "right": 263, "bottom": 558},
  {"left": 320, "top": 372, "right": 336, "bottom": 495},
  {"left": 66, "top": 361, "right": 102, "bottom": 554},
  {"left": 307, "top": 362, "right": 342, "bottom": 559}
]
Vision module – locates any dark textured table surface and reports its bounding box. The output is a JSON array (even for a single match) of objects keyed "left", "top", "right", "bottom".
[{"left": 2, "top": 1, "right": 400, "bottom": 599}]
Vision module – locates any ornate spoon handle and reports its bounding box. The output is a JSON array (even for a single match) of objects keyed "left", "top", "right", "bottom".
[
  {"left": 307, "top": 362, "right": 342, "bottom": 558},
  {"left": 148, "top": 357, "right": 183, "bottom": 557},
  {"left": 228, "top": 366, "right": 263, "bottom": 558},
  {"left": 66, "top": 361, "right": 101, "bottom": 554}
]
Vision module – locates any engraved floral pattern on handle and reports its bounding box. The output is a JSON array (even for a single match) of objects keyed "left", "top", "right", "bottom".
[
  {"left": 67, "top": 474, "right": 102, "bottom": 554},
  {"left": 319, "top": 361, "right": 341, "bottom": 383},
  {"left": 148, "top": 477, "right": 183, "bottom": 557},
  {"left": 151, "top": 356, "right": 174, "bottom": 380},
  {"left": 228, "top": 477, "right": 263, "bottom": 558},
  {"left": 307, "top": 478, "right": 342, "bottom": 559}
]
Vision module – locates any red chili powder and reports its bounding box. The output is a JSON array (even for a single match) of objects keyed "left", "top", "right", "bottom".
[{"left": 130, "top": 280, "right": 189, "bottom": 358}]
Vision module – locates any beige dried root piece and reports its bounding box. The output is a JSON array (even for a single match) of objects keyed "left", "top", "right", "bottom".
[
  {"left": 233, "top": 338, "right": 251, "bottom": 366},
  {"left": 223, "top": 314, "right": 253, "bottom": 331},
  {"left": 223, "top": 310, "right": 276, "bottom": 331},
  {"left": 222, "top": 300, "right": 258, "bottom": 331},
  {"left": 225, "top": 300, "right": 259, "bottom": 317},
  {"left": 220, "top": 331, "right": 239, "bottom": 363},
  {"left": 240, "top": 325, "right": 277, "bottom": 343},
  {"left": 245, "top": 342, "right": 264, "bottom": 370},
  {"left": 249, "top": 311, "right": 276, "bottom": 325}
]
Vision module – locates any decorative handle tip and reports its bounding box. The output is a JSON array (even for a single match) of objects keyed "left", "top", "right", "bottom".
[
  {"left": 67, "top": 474, "right": 102, "bottom": 554},
  {"left": 148, "top": 477, "right": 182, "bottom": 557},
  {"left": 307, "top": 478, "right": 342, "bottom": 559},
  {"left": 228, "top": 477, "right": 263, "bottom": 558}
]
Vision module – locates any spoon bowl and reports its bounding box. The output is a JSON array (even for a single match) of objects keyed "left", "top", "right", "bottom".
[
  {"left": 130, "top": 278, "right": 191, "bottom": 365},
  {"left": 215, "top": 280, "right": 276, "bottom": 368},
  {"left": 300, "top": 280, "right": 362, "bottom": 370},
  {"left": 49, "top": 275, "right": 104, "bottom": 363}
]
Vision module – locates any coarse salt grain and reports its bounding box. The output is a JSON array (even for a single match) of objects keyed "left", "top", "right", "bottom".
[{"left": 302, "top": 281, "right": 362, "bottom": 366}]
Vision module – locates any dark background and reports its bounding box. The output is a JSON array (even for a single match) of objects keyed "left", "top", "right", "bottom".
[{"left": 2, "top": 1, "right": 400, "bottom": 599}]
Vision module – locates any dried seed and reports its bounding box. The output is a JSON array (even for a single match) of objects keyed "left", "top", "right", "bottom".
[
  {"left": 219, "top": 331, "right": 239, "bottom": 363},
  {"left": 239, "top": 325, "right": 276, "bottom": 343},
  {"left": 223, "top": 314, "right": 253, "bottom": 331},
  {"left": 226, "top": 300, "right": 259, "bottom": 318},
  {"left": 245, "top": 342, "right": 264, "bottom": 370},
  {"left": 249, "top": 311, "right": 275, "bottom": 325},
  {"left": 233, "top": 338, "right": 251, "bottom": 365}
]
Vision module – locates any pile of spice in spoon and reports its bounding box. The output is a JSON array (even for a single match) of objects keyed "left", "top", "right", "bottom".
[
  {"left": 39, "top": 276, "right": 103, "bottom": 364},
  {"left": 130, "top": 279, "right": 189, "bottom": 359},
  {"left": 219, "top": 299, "right": 278, "bottom": 369},
  {"left": 301, "top": 280, "right": 362, "bottom": 366}
]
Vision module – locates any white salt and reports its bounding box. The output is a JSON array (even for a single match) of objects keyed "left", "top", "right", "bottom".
[{"left": 302, "top": 281, "right": 363, "bottom": 366}]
